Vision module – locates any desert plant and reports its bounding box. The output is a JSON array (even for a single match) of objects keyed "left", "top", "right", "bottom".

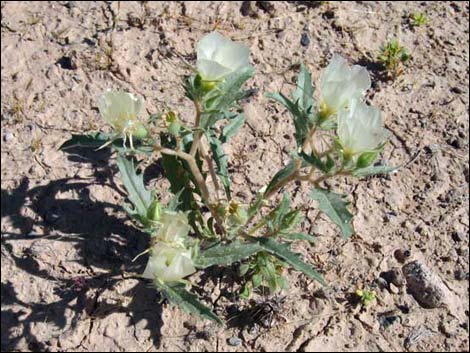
[
  {"left": 378, "top": 38, "right": 411, "bottom": 79},
  {"left": 409, "top": 12, "right": 428, "bottom": 27},
  {"left": 61, "top": 32, "right": 396, "bottom": 324}
]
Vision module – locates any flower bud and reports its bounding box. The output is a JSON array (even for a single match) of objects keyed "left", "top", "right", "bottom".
[{"left": 147, "top": 200, "right": 162, "bottom": 222}]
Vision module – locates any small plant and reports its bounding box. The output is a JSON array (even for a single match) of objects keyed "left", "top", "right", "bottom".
[
  {"left": 355, "top": 289, "right": 377, "bottom": 306},
  {"left": 61, "top": 32, "right": 398, "bottom": 324},
  {"left": 378, "top": 38, "right": 411, "bottom": 79},
  {"left": 409, "top": 12, "right": 428, "bottom": 27}
]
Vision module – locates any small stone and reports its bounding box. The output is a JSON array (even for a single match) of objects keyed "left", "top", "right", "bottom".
[
  {"left": 446, "top": 137, "right": 461, "bottom": 149},
  {"left": 394, "top": 249, "right": 411, "bottom": 263},
  {"left": 127, "top": 12, "right": 143, "bottom": 28},
  {"left": 450, "top": 86, "right": 464, "bottom": 94},
  {"left": 402, "top": 260, "right": 451, "bottom": 308},
  {"left": 389, "top": 283, "right": 400, "bottom": 294},
  {"left": 300, "top": 32, "right": 310, "bottom": 47},
  {"left": 451, "top": 231, "right": 463, "bottom": 242},
  {"left": 228, "top": 336, "right": 242, "bottom": 346},
  {"left": 454, "top": 269, "right": 468, "bottom": 281},
  {"left": 3, "top": 132, "right": 14, "bottom": 142}
]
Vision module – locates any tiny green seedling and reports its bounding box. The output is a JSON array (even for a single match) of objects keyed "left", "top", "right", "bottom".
[
  {"left": 356, "top": 289, "right": 376, "bottom": 306},
  {"left": 378, "top": 39, "right": 411, "bottom": 79},
  {"left": 409, "top": 12, "right": 428, "bottom": 27}
]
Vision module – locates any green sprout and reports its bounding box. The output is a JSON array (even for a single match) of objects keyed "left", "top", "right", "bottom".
[
  {"left": 355, "top": 289, "right": 376, "bottom": 306},
  {"left": 378, "top": 39, "right": 411, "bottom": 79},
  {"left": 409, "top": 12, "right": 428, "bottom": 27}
]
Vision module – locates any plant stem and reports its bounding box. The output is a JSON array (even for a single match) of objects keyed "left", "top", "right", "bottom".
[
  {"left": 189, "top": 101, "right": 202, "bottom": 156},
  {"left": 156, "top": 146, "right": 225, "bottom": 233},
  {"left": 199, "top": 141, "right": 222, "bottom": 201}
]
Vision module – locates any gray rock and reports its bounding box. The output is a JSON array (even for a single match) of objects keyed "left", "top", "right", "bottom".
[
  {"left": 402, "top": 260, "right": 451, "bottom": 308},
  {"left": 228, "top": 336, "right": 242, "bottom": 346},
  {"left": 3, "top": 132, "right": 14, "bottom": 142}
]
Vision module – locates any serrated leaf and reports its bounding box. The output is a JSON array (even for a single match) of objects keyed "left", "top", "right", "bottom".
[
  {"left": 279, "top": 209, "right": 303, "bottom": 233},
  {"left": 293, "top": 63, "right": 315, "bottom": 114},
  {"left": 116, "top": 155, "right": 153, "bottom": 218},
  {"left": 60, "top": 132, "right": 153, "bottom": 154},
  {"left": 195, "top": 241, "right": 263, "bottom": 268},
  {"left": 206, "top": 131, "right": 231, "bottom": 199},
  {"left": 154, "top": 281, "right": 222, "bottom": 325},
  {"left": 204, "top": 66, "right": 254, "bottom": 114},
  {"left": 281, "top": 232, "right": 316, "bottom": 244},
  {"left": 265, "top": 160, "right": 297, "bottom": 196},
  {"left": 352, "top": 165, "right": 397, "bottom": 178},
  {"left": 272, "top": 193, "right": 290, "bottom": 227},
  {"left": 247, "top": 190, "right": 265, "bottom": 221},
  {"left": 266, "top": 92, "right": 309, "bottom": 147},
  {"left": 311, "top": 188, "right": 354, "bottom": 239},
  {"left": 254, "top": 237, "right": 326, "bottom": 286},
  {"left": 220, "top": 113, "right": 245, "bottom": 143},
  {"left": 300, "top": 151, "right": 328, "bottom": 172}
]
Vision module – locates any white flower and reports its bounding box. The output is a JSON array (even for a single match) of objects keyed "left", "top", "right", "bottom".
[
  {"left": 196, "top": 31, "right": 250, "bottom": 81},
  {"left": 320, "top": 55, "right": 371, "bottom": 117},
  {"left": 98, "top": 91, "right": 144, "bottom": 135},
  {"left": 142, "top": 243, "right": 196, "bottom": 282},
  {"left": 156, "top": 210, "right": 190, "bottom": 245},
  {"left": 337, "top": 99, "right": 389, "bottom": 155}
]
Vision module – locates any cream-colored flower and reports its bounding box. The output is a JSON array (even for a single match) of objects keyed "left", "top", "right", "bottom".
[
  {"left": 196, "top": 31, "right": 250, "bottom": 81},
  {"left": 337, "top": 99, "right": 389, "bottom": 155},
  {"left": 320, "top": 55, "right": 371, "bottom": 117},
  {"left": 98, "top": 90, "right": 143, "bottom": 130},
  {"left": 142, "top": 243, "right": 196, "bottom": 282},
  {"left": 155, "top": 210, "right": 190, "bottom": 245}
]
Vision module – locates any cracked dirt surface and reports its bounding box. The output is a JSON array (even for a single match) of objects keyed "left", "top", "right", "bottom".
[{"left": 1, "top": 1, "right": 469, "bottom": 351}]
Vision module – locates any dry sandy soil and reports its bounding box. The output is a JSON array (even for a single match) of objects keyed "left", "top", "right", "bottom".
[{"left": 1, "top": 1, "right": 469, "bottom": 352}]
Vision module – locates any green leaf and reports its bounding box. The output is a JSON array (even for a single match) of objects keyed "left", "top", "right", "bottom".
[
  {"left": 311, "top": 188, "right": 354, "bottom": 239},
  {"left": 265, "top": 160, "right": 297, "bottom": 196},
  {"left": 220, "top": 113, "right": 245, "bottom": 143},
  {"left": 204, "top": 66, "right": 254, "bottom": 113},
  {"left": 154, "top": 281, "right": 222, "bottom": 325},
  {"left": 356, "top": 151, "right": 379, "bottom": 169},
  {"left": 116, "top": 155, "right": 153, "bottom": 218},
  {"left": 247, "top": 191, "right": 265, "bottom": 220},
  {"left": 279, "top": 209, "right": 303, "bottom": 233},
  {"left": 352, "top": 165, "right": 398, "bottom": 178},
  {"left": 271, "top": 193, "right": 290, "bottom": 228},
  {"left": 254, "top": 237, "right": 326, "bottom": 286},
  {"left": 292, "top": 63, "right": 315, "bottom": 114},
  {"left": 206, "top": 131, "right": 231, "bottom": 199},
  {"left": 59, "top": 132, "right": 153, "bottom": 154},
  {"left": 266, "top": 92, "right": 309, "bottom": 147},
  {"left": 300, "top": 151, "right": 328, "bottom": 173},
  {"left": 195, "top": 241, "right": 263, "bottom": 268},
  {"left": 281, "top": 232, "right": 316, "bottom": 244}
]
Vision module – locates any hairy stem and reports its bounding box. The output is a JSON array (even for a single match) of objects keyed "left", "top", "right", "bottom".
[
  {"left": 199, "top": 140, "right": 222, "bottom": 201},
  {"left": 189, "top": 101, "right": 203, "bottom": 156},
  {"left": 156, "top": 146, "right": 225, "bottom": 233}
]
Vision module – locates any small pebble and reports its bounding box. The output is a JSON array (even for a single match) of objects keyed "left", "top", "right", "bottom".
[
  {"left": 3, "top": 132, "right": 14, "bottom": 142},
  {"left": 228, "top": 336, "right": 242, "bottom": 346},
  {"left": 300, "top": 32, "right": 310, "bottom": 47},
  {"left": 451, "top": 231, "right": 463, "bottom": 242}
]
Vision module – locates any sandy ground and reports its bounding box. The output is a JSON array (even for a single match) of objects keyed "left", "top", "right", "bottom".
[{"left": 1, "top": 1, "right": 469, "bottom": 351}]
